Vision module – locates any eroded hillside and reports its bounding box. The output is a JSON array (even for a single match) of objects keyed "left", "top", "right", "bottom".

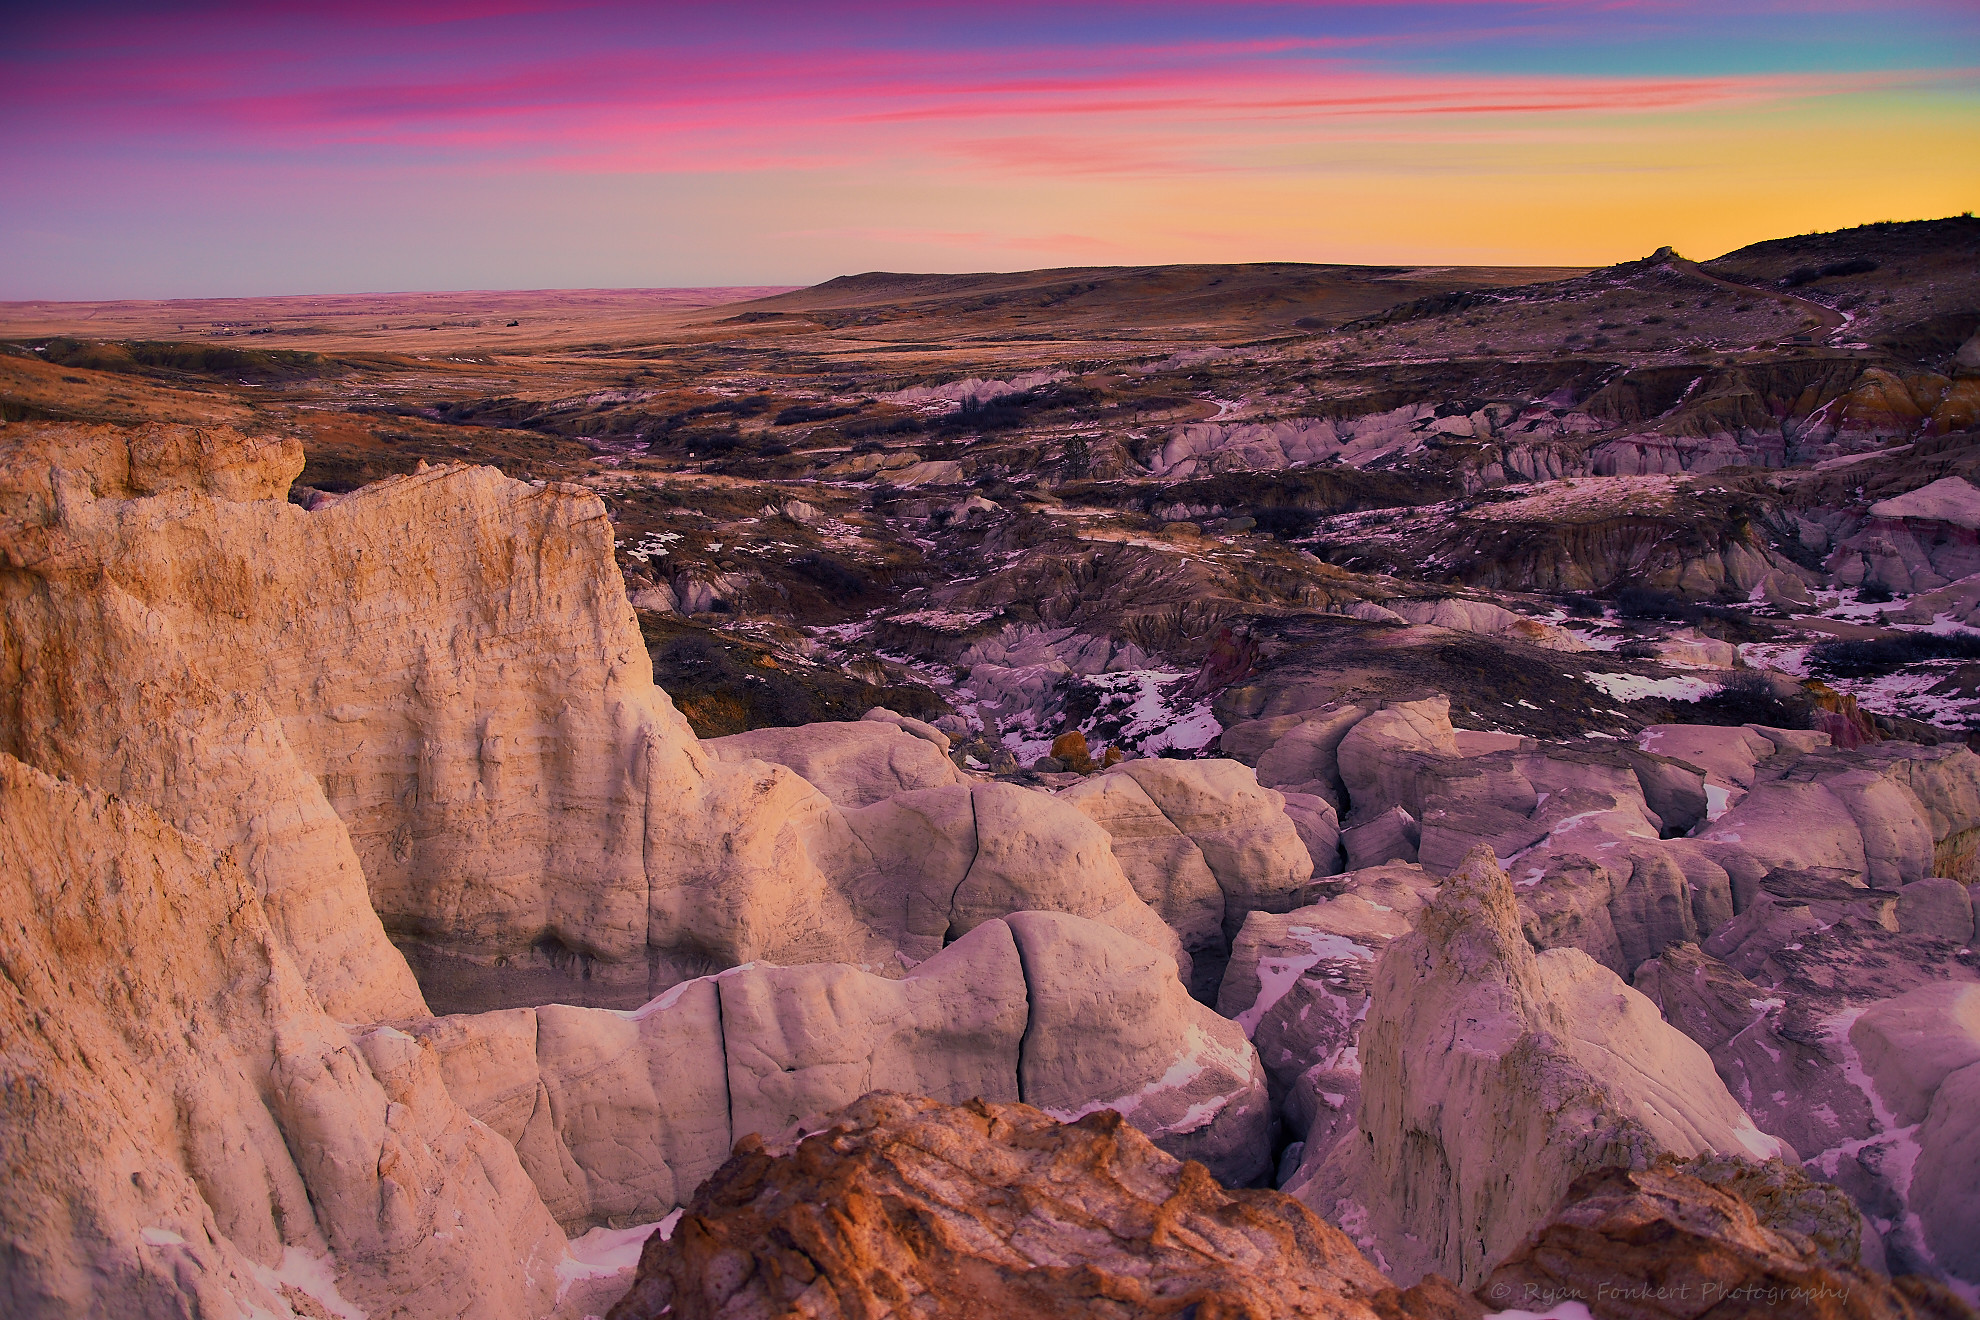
[{"left": 4, "top": 217, "right": 1979, "bottom": 1318}]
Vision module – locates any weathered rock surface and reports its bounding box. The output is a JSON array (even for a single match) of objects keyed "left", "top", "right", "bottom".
[
  {"left": 1914, "top": 1061, "right": 1980, "bottom": 1282},
  {"left": 1480, "top": 1159, "right": 1975, "bottom": 1320},
  {"left": 1005, "top": 910, "right": 1272, "bottom": 1186},
  {"left": 418, "top": 913, "right": 1268, "bottom": 1225},
  {"left": 1630, "top": 859, "right": 1979, "bottom": 1284},
  {"left": 1218, "top": 865, "right": 1435, "bottom": 1099},
  {"left": 0, "top": 424, "right": 876, "bottom": 1014},
  {"left": 1850, "top": 983, "right": 1980, "bottom": 1128},
  {"left": 1385, "top": 597, "right": 1588, "bottom": 651},
  {"left": 706, "top": 719, "right": 968, "bottom": 807},
  {"left": 604, "top": 1092, "right": 1461, "bottom": 1320},
  {"left": 1302, "top": 846, "right": 1783, "bottom": 1288},
  {"left": 1062, "top": 756, "right": 1316, "bottom": 995},
  {"left": 0, "top": 425, "right": 1205, "bottom": 1022},
  {"left": 0, "top": 753, "right": 565, "bottom": 1319},
  {"left": 1634, "top": 941, "right": 1877, "bottom": 1163}
]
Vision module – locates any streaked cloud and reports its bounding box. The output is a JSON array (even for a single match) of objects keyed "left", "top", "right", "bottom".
[{"left": 2, "top": 1, "right": 1974, "bottom": 295}]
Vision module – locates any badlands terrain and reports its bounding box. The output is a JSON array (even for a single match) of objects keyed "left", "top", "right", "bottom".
[{"left": 2, "top": 216, "right": 1979, "bottom": 1318}]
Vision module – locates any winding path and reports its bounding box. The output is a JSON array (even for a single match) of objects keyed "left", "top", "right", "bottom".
[{"left": 1666, "top": 255, "right": 1848, "bottom": 349}]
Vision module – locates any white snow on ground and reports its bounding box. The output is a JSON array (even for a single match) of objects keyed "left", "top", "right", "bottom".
[
  {"left": 1084, "top": 669, "right": 1223, "bottom": 758},
  {"left": 555, "top": 1212, "right": 680, "bottom": 1302},
  {"left": 623, "top": 530, "right": 682, "bottom": 561},
  {"left": 1743, "top": 640, "right": 1980, "bottom": 729},
  {"left": 1233, "top": 928, "right": 1376, "bottom": 1036},
  {"left": 247, "top": 1247, "right": 368, "bottom": 1319},
  {"left": 1846, "top": 666, "right": 1980, "bottom": 730},
  {"left": 1703, "top": 783, "right": 1737, "bottom": 823},
  {"left": 1739, "top": 642, "right": 1811, "bottom": 675},
  {"left": 1482, "top": 1304, "right": 1594, "bottom": 1320},
  {"left": 1583, "top": 672, "right": 1723, "bottom": 702},
  {"left": 886, "top": 607, "right": 1002, "bottom": 632},
  {"left": 1559, "top": 625, "right": 1623, "bottom": 652}
]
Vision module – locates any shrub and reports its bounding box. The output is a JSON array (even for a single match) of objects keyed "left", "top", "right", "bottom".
[
  {"left": 1687, "top": 671, "right": 1814, "bottom": 728},
  {"left": 774, "top": 402, "right": 857, "bottom": 425},
  {"left": 1250, "top": 506, "right": 1323, "bottom": 540},
  {"left": 789, "top": 552, "right": 870, "bottom": 599}
]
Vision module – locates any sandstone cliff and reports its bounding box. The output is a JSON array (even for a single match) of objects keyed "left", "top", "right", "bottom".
[
  {"left": 0, "top": 424, "right": 1216, "bottom": 1018},
  {"left": 0, "top": 753, "right": 565, "bottom": 1319}
]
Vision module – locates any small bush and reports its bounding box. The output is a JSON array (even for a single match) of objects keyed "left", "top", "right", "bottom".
[
  {"left": 1614, "top": 587, "right": 1694, "bottom": 620},
  {"left": 789, "top": 552, "right": 871, "bottom": 600},
  {"left": 1687, "top": 671, "right": 1814, "bottom": 728},
  {"left": 774, "top": 402, "right": 857, "bottom": 425},
  {"left": 1250, "top": 506, "right": 1323, "bottom": 540},
  {"left": 1780, "top": 258, "right": 1879, "bottom": 288},
  {"left": 843, "top": 414, "right": 926, "bottom": 440}
]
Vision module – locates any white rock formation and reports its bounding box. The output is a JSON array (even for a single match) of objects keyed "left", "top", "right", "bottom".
[
  {"left": 416, "top": 913, "right": 1269, "bottom": 1224},
  {"left": 1061, "top": 757, "right": 1316, "bottom": 992},
  {"left": 1384, "top": 597, "right": 1588, "bottom": 652},
  {"left": 705, "top": 718, "right": 968, "bottom": 807},
  {"left": 0, "top": 424, "right": 1211, "bottom": 1017},
  {"left": 0, "top": 753, "right": 565, "bottom": 1319},
  {"left": 1301, "top": 846, "right": 1783, "bottom": 1288}
]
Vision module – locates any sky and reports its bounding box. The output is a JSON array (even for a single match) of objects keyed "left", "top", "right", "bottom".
[{"left": 2, "top": 1, "right": 1977, "bottom": 299}]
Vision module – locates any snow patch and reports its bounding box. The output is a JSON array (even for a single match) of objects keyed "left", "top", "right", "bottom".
[
  {"left": 1583, "top": 672, "right": 1723, "bottom": 703},
  {"left": 555, "top": 1213, "right": 679, "bottom": 1302}
]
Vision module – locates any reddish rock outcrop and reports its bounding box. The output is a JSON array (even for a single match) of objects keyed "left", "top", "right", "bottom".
[
  {"left": 606, "top": 1091, "right": 1470, "bottom": 1320},
  {"left": 1480, "top": 1160, "right": 1975, "bottom": 1320}
]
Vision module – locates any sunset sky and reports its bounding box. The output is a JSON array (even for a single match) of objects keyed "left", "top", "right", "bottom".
[{"left": 4, "top": 1, "right": 1977, "bottom": 298}]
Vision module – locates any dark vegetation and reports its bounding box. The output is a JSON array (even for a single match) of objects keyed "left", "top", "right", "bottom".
[
  {"left": 19, "top": 337, "right": 346, "bottom": 383},
  {"left": 775, "top": 401, "right": 860, "bottom": 425},
  {"left": 1779, "top": 258, "right": 1879, "bottom": 288},
  {"left": 1679, "top": 671, "right": 1815, "bottom": 729},
  {"left": 1612, "top": 587, "right": 1771, "bottom": 640},
  {"left": 639, "top": 616, "right": 942, "bottom": 738},
  {"left": 1811, "top": 633, "right": 1980, "bottom": 677},
  {"left": 787, "top": 552, "right": 873, "bottom": 602}
]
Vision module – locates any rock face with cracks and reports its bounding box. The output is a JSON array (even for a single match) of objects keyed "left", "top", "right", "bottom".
[
  {"left": 603, "top": 1092, "right": 1463, "bottom": 1320},
  {"left": 413, "top": 912, "right": 1271, "bottom": 1228},
  {"left": 0, "top": 423, "right": 1196, "bottom": 1022},
  {"left": 1303, "top": 844, "right": 1784, "bottom": 1289},
  {"left": 0, "top": 753, "right": 565, "bottom": 1320},
  {"left": 1061, "top": 756, "right": 1317, "bottom": 997}
]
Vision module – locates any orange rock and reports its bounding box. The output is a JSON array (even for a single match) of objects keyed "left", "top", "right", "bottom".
[
  {"left": 1479, "top": 1160, "right": 1972, "bottom": 1320},
  {"left": 608, "top": 1092, "right": 1468, "bottom": 1320},
  {"left": 1050, "top": 729, "right": 1095, "bottom": 773}
]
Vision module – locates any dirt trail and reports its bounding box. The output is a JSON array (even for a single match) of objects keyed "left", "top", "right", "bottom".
[{"left": 1667, "top": 256, "right": 1846, "bottom": 347}]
